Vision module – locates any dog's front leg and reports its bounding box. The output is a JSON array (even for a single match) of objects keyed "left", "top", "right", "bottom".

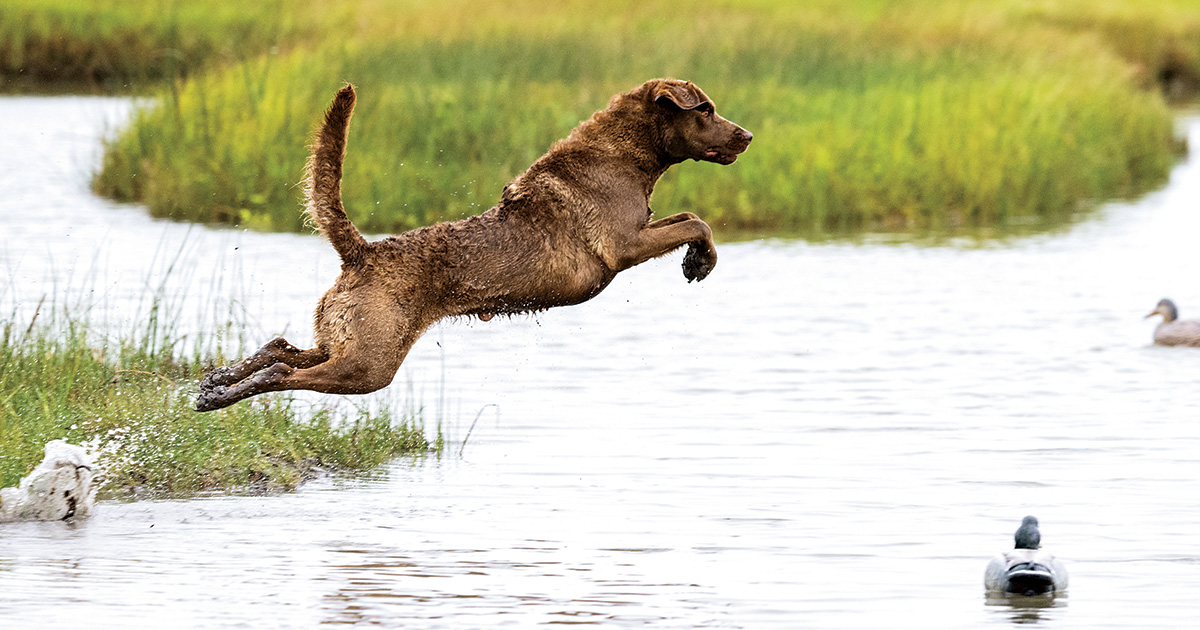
[
  {"left": 619, "top": 213, "right": 717, "bottom": 282},
  {"left": 645, "top": 211, "right": 700, "bottom": 229},
  {"left": 646, "top": 212, "right": 718, "bottom": 282}
]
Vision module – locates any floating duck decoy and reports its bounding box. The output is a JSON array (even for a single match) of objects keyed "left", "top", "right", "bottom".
[
  {"left": 0, "top": 440, "right": 96, "bottom": 523},
  {"left": 1145, "top": 298, "right": 1200, "bottom": 347},
  {"left": 984, "top": 516, "right": 1068, "bottom": 596}
]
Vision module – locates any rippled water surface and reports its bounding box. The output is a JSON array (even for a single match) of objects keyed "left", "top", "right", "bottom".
[{"left": 1, "top": 97, "right": 1199, "bottom": 628}]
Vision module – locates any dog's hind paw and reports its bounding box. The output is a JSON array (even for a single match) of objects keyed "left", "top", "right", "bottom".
[
  {"left": 682, "top": 242, "right": 717, "bottom": 282},
  {"left": 194, "top": 386, "right": 231, "bottom": 413},
  {"left": 200, "top": 366, "right": 238, "bottom": 389}
]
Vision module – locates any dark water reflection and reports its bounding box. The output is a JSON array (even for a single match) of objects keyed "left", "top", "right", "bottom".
[
  {"left": 985, "top": 592, "right": 1066, "bottom": 625},
  {"left": 1, "top": 98, "right": 1199, "bottom": 628}
]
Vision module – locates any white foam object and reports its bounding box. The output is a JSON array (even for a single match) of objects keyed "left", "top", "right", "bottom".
[{"left": 0, "top": 440, "right": 97, "bottom": 523}]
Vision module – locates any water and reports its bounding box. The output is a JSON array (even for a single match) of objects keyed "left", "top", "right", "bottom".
[{"left": 1, "top": 97, "right": 1199, "bottom": 628}]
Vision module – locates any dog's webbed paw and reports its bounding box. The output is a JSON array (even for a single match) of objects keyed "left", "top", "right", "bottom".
[
  {"left": 194, "top": 386, "right": 230, "bottom": 413},
  {"left": 200, "top": 366, "right": 238, "bottom": 389},
  {"left": 682, "top": 242, "right": 717, "bottom": 282}
]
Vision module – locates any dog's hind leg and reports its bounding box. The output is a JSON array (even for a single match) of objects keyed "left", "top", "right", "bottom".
[
  {"left": 195, "top": 299, "right": 425, "bottom": 412},
  {"left": 195, "top": 360, "right": 382, "bottom": 412},
  {"left": 193, "top": 334, "right": 414, "bottom": 412},
  {"left": 200, "top": 337, "right": 330, "bottom": 390}
]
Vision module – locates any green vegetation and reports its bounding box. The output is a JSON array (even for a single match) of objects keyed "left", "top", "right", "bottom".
[
  {"left": 7, "top": 1, "right": 1200, "bottom": 236},
  {"left": 0, "top": 300, "right": 434, "bottom": 497},
  {"left": 0, "top": 0, "right": 330, "bottom": 91}
]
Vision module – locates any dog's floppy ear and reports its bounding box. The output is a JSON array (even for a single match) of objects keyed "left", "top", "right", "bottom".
[{"left": 652, "top": 81, "right": 707, "bottom": 111}]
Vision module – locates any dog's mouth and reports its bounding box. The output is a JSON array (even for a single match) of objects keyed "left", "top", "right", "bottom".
[
  {"left": 703, "top": 133, "right": 752, "bottom": 164},
  {"left": 703, "top": 147, "right": 741, "bottom": 164}
]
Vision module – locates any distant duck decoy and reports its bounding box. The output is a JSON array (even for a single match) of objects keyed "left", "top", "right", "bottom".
[
  {"left": 984, "top": 516, "right": 1068, "bottom": 596},
  {"left": 1146, "top": 298, "right": 1200, "bottom": 347}
]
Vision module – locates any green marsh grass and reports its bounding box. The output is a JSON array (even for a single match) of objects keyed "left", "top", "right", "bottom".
[
  {"left": 87, "top": 0, "right": 1196, "bottom": 237},
  {"left": 0, "top": 288, "right": 434, "bottom": 498},
  {"left": 0, "top": 0, "right": 332, "bottom": 92},
  {"left": 9, "top": 0, "right": 1200, "bottom": 235}
]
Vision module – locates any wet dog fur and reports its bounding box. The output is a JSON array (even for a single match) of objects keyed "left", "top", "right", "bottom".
[{"left": 195, "top": 79, "right": 752, "bottom": 411}]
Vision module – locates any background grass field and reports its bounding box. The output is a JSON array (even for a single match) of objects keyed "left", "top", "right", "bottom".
[{"left": 5, "top": 0, "right": 1196, "bottom": 237}]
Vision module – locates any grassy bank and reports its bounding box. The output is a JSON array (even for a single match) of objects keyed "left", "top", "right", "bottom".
[
  {"left": 0, "top": 303, "right": 434, "bottom": 498},
  {"left": 12, "top": 1, "right": 1200, "bottom": 235},
  {"left": 0, "top": 0, "right": 332, "bottom": 92}
]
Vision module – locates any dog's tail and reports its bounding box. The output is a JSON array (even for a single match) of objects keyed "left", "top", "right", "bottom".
[{"left": 304, "top": 84, "right": 368, "bottom": 267}]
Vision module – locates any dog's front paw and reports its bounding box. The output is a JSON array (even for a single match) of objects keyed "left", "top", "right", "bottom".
[{"left": 682, "top": 242, "right": 717, "bottom": 282}]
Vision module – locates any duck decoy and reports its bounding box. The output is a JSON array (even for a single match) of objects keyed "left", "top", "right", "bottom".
[
  {"left": 0, "top": 440, "right": 96, "bottom": 523},
  {"left": 1146, "top": 298, "right": 1200, "bottom": 347},
  {"left": 984, "top": 516, "right": 1068, "bottom": 596}
]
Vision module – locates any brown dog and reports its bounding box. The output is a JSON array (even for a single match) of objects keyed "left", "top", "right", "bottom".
[{"left": 195, "top": 79, "right": 752, "bottom": 411}]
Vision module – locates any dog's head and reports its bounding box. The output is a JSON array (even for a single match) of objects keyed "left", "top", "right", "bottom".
[{"left": 647, "top": 79, "right": 753, "bottom": 165}]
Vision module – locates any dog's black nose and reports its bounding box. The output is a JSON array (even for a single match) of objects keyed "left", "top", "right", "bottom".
[{"left": 738, "top": 128, "right": 753, "bottom": 144}]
